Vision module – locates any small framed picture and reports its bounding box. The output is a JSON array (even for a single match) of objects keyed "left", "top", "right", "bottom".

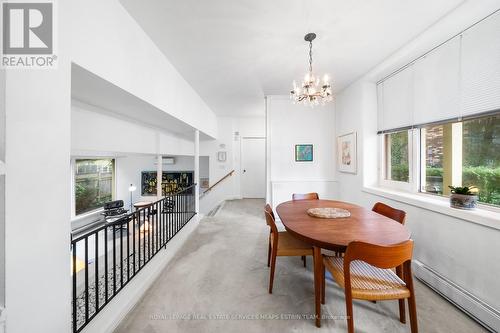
[
  {"left": 338, "top": 132, "right": 357, "bottom": 174},
  {"left": 200, "top": 178, "right": 210, "bottom": 189},
  {"left": 217, "top": 151, "right": 227, "bottom": 162},
  {"left": 295, "top": 144, "right": 313, "bottom": 162}
]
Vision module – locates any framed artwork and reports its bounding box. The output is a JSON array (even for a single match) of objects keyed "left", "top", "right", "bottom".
[
  {"left": 217, "top": 151, "right": 227, "bottom": 162},
  {"left": 200, "top": 178, "right": 210, "bottom": 189},
  {"left": 141, "top": 171, "right": 194, "bottom": 196},
  {"left": 295, "top": 144, "right": 313, "bottom": 162},
  {"left": 338, "top": 132, "right": 357, "bottom": 174}
]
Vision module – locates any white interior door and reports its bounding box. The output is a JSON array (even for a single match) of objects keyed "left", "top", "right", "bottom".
[{"left": 241, "top": 137, "right": 266, "bottom": 198}]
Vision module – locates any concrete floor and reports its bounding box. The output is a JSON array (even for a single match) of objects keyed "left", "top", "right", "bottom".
[{"left": 115, "top": 199, "right": 487, "bottom": 333}]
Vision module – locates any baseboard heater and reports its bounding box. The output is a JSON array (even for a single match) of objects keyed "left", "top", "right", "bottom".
[{"left": 413, "top": 260, "right": 499, "bottom": 332}]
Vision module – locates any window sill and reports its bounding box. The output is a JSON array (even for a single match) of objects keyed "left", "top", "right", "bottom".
[
  {"left": 71, "top": 208, "right": 104, "bottom": 232},
  {"left": 362, "top": 186, "right": 500, "bottom": 231}
]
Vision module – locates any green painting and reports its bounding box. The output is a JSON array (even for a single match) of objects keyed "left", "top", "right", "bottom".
[{"left": 295, "top": 144, "right": 313, "bottom": 162}]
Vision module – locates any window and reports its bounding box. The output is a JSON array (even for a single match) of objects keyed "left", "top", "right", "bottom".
[
  {"left": 421, "top": 114, "right": 500, "bottom": 207},
  {"left": 384, "top": 131, "right": 410, "bottom": 182},
  {"left": 376, "top": 11, "right": 500, "bottom": 210},
  {"left": 74, "top": 159, "right": 115, "bottom": 215}
]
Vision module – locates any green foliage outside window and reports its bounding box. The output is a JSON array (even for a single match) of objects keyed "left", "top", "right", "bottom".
[
  {"left": 462, "top": 115, "right": 499, "bottom": 206},
  {"left": 423, "top": 114, "right": 499, "bottom": 207},
  {"left": 426, "top": 166, "right": 500, "bottom": 206},
  {"left": 75, "top": 159, "right": 114, "bottom": 215},
  {"left": 388, "top": 131, "right": 409, "bottom": 182}
]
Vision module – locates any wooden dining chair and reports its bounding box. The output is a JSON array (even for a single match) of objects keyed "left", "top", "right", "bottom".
[
  {"left": 264, "top": 204, "right": 276, "bottom": 266},
  {"left": 265, "top": 204, "right": 308, "bottom": 268},
  {"left": 264, "top": 204, "right": 313, "bottom": 293},
  {"left": 372, "top": 202, "right": 406, "bottom": 225},
  {"left": 370, "top": 202, "right": 407, "bottom": 305},
  {"left": 292, "top": 192, "right": 319, "bottom": 200},
  {"left": 321, "top": 240, "right": 417, "bottom": 333},
  {"left": 264, "top": 203, "right": 275, "bottom": 220}
]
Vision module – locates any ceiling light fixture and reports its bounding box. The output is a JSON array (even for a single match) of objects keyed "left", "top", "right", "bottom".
[{"left": 290, "top": 33, "right": 333, "bottom": 106}]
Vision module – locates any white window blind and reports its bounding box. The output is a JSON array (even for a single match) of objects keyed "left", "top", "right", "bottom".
[
  {"left": 377, "top": 83, "right": 384, "bottom": 131},
  {"left": 461, "top": 10, "right": 500, "bottom": 117},
  {"left": 413, "top": 36, "right": 461, "bottom": 125},
  {"left": 377, "top": 64, "right": 414, "bottom": 132},
  {"left": 377, "top": 10, "right": 500, "bottom": 132}
]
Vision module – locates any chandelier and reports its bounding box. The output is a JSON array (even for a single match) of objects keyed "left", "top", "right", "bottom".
[{"left": 290, "top": 33, "right": 333, "bottom": 106}]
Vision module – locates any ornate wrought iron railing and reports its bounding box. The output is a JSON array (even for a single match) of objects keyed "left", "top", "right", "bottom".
[{"left": 71, "top": 184, "right": 196, "bottom": 333}]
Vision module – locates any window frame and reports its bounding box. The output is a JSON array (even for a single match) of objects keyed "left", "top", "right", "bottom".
[
  {"left": 71, "top": 157, "right": 117, "bottom": 218},
  {"left": 378, "top": 129, "right": 420, "bottom": 193},
  {"left": 378, "top": 113, "right": 500, "bottom": 210}
]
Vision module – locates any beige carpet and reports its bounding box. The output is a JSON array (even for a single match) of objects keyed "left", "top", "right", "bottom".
[{"left": 115, "top": 199, "right": 487, "bottom": 333}]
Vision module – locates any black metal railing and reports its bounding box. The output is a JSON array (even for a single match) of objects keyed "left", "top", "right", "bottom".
[{"left": 71, "top": 184, "right": 196, "bottom": 333}]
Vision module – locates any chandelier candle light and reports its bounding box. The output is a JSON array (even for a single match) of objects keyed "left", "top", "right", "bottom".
[{"left": 290, "top": 33, "right": 333, "bottom": 106}]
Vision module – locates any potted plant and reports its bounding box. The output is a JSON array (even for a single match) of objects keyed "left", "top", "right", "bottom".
[{"left": 448, "top": 186, "right": 478, "bottom": 210}]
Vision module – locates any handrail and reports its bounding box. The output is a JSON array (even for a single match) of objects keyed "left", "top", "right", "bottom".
[
  {"left": 203, "top": 170, "right": 234, "bottom": 194},
  {"left": 71, "top": 184, "right": 197, "bottom": 333}
]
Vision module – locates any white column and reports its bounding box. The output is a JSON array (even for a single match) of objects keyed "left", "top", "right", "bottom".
[
  {"left": 265, "top": 96, "right": 271, "bottom": 204},
  {"left": 194, "top": 130, "right": 200, "bottom": 213},
  {"left": 0, "top": 63, "right": 5, "bottom": 311},
  {"left": 5, "top": 34, "right": 71, "bottom": 333},
  {"left": 156, "top": 155, "right": 162, "bottom": 200}
]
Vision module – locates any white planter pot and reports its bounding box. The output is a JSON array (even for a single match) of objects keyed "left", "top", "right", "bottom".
[{"left": 450, "top": 193, "right": 478, "bottom": 210}]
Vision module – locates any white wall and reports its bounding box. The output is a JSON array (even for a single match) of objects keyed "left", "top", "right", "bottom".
[
  {"left": 334, "top": 3, "right": 500, "bottom": 329},
  {"left": 335, "top": 81, "right": 378, "bottom": 203},
  {"left": 0, "top": 68, "right": 5, "bottom": 309},
  {"left": 4, "top": 2, "right": 72, "bottom": 332},
  {"left": 199, "top": 116, "right": 266, "bottom": 213},
  {"left": 68, "top": 0, "right": 218, "bottom": 138},
  {"left": 72, "top": 101, "right": 194, "bottom": 156},
  {"left": 266, "top": 96, "right": 338, "bottom": 208},
  {"left": 0, "top": 69, "right": 4, "bottom": 160}
]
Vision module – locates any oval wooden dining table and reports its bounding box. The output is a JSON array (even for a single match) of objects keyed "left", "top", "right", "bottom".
[{"left": 276, "top": 199, "right": 411, "bottom": 327}]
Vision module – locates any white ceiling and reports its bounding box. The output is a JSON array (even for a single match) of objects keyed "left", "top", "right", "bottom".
[{"left": 120, "top": 0, "right": 465, "bottom": 116}]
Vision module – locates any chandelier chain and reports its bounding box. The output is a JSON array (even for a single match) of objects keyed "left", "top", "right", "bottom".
[{"left": 308, "top": 41, "right": 313, "bottom": 74}]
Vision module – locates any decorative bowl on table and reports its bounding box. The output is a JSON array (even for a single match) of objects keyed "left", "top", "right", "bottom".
[{"left": 307, "top": 207, "right": 351, "bottom": 219}]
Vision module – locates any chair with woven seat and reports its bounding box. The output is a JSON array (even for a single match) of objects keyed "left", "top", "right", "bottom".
[
  {"left": 370, "top": 202, "right": 407, "bottom": 306},
  {"left": 321, "top": 240, "right": 418, "bottom": 333},
  {"left": 264, "top": 204, "right": 313, "bottom": 293},
  {"left": 372, "top": 202, "right": 406, "bottom": 225},
  {"left": 292, "top": 192, "right": 319, "bottom": 200}
]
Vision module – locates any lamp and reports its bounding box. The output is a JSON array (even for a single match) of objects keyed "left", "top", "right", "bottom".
[{"left": 128, "top": 184, "right": 137, "bottom": 212}]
